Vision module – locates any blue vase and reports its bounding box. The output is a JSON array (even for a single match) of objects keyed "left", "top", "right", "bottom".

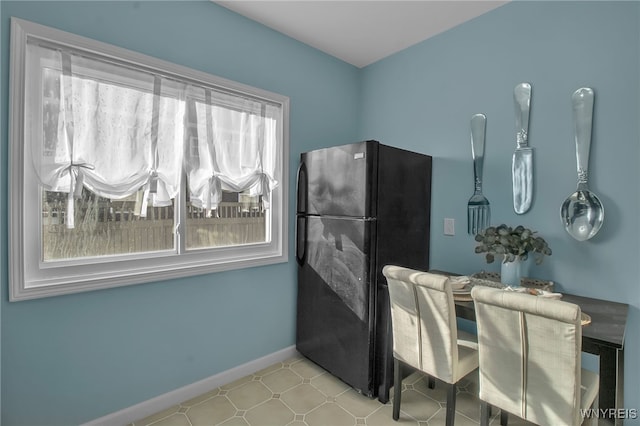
[{"left": 501, "top": 257, "right": 529, "bottom": 287}]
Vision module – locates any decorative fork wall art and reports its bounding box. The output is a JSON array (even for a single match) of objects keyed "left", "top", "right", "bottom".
[{"left": 467, "top": 114, "right": 491, "bottom": 235}]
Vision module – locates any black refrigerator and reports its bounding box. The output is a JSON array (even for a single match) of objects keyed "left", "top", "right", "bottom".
[{"left": 296, "top": 140, "right": 432, "bottom": 403}]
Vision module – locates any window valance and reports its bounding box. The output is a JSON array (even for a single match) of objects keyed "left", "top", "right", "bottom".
[{"left": 28, "top": 41, "right": 280, "bottom": 228}]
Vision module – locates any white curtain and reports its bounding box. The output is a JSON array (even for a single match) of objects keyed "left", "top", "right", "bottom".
[
  {"left": 186, "top": 86, "right": 280, "bottom": 216},
  {"left": 27, "top": 42, "right": 280, "bottom": 228},
  {"left": 29, "top": 45, "right": 184, "bottom": 227}
]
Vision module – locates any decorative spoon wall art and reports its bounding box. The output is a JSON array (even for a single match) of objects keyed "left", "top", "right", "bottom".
[{"left": 560, "top": 87, "right": 604, "bottom": 241}]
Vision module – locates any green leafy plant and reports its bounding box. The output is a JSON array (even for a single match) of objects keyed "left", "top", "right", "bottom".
[{"left": 474, "top": 224, "right": 552, "bottom": 265}]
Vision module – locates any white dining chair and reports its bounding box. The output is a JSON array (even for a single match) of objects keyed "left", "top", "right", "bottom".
[
  {"left": 382, "top": 265, "right": 479, "bottom": 426},
  {"left": 471, "top": 286, "right": 599, "bottom": 426}
]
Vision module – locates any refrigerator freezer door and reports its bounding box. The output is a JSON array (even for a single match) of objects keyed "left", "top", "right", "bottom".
[
  {"left": 299, "top": 141, "right": 376, "bottom": 217},
  {"left": 296, "top": 215, "right": 376, "bottom": 396}
]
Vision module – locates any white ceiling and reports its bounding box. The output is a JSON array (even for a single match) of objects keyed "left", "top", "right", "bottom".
[{"left": 214, "top": 1, "right": 508, "bottom": 68}]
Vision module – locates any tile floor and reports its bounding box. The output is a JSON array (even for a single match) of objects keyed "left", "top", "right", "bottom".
[{"left": 131, "top": 354, "right": 534, "bottom": 426}]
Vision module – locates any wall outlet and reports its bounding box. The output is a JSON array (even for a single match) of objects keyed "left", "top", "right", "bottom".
[{"left": 444, "top": 218, "right": 455, "bottom": 236}]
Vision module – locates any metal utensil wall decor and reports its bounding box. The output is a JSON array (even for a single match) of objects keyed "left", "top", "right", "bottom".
[
  {"left": 464, "top": 85, "right": 605, "bottom": 241},
  {"left": 467, "top": 114, "right": 491, "bottom": 235},
  {"left": 560, "top": 87, "right": 605, "bottom": 241},
  {"left": 512, "top": 83, "right": 533, "bottom": 214}
]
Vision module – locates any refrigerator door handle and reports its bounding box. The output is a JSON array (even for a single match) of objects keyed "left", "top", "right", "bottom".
[
  {"left": 295, "top": 215, "right": 307, "bottom": 265},
  {"left": 296, "top": 161, "right": 308, "bottom": 214}
]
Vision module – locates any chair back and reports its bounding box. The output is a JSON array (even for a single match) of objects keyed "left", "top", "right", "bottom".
[
  {"left": 471, "top": 286, "right": 584, "bottom": 426},
  {"left": 382, "top": 265, "right": 459, "bottom": 384}
]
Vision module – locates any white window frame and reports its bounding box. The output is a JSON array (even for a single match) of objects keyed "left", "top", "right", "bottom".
[{"left": 8, "top": 18, "right": 289, "bottom": 301}]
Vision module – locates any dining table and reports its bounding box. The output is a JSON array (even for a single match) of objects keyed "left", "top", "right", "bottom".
[{"left": 432, "top": 271, "right": 629, "bottom": 426}]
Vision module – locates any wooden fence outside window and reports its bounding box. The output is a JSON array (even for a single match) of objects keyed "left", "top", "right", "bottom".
[{"left": 42, "top": 200, "right": 266, "bottom": 259}]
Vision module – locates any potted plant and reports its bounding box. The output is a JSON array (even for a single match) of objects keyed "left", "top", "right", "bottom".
[{"left": 474, "top": 224, "right": 552, "bottom": 286}]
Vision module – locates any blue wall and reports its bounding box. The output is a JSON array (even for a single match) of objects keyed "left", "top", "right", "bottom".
[
  {"left": 0, "top": 1, "right": 360, "bottom": 424},
  {"left": 1, "top": 1, "right": 639, "bottom": 424},
  {"left": 360, "top": 0, "right": 640, "bottom": 418}
]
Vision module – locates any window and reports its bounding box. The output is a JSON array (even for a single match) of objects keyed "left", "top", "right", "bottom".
[{"left": 9, "top": 18, "right": 289, "bottom": 301}]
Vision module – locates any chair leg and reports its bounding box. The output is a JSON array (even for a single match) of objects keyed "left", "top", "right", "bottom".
[
  {"left": 500, "top": 410, "right": 508, "bottom": 425},
  {"left": 428, "top": 376, "right": 435, "bottom": 389},
  {"left": 445, "top": 383, "right": 456, "bottom": 426},
  {"left": 393, "top": 358, "right": 402, "bottom": 421},
  {"left": 480, "top": 401, "right": 490, "bottom": 426}
]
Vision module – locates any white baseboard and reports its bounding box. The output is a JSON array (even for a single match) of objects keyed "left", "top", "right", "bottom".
[{"left": 82, "top": 345, "right": 299, "bottom": 426}]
